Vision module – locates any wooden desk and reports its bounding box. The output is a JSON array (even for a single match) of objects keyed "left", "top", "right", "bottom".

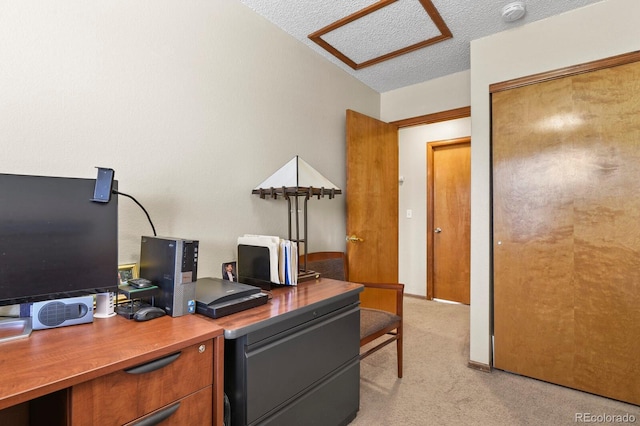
[
  {"left": 0, "top": 279, "right": 362, "bottom": 426},
  {"left": 212, "top": 278, "right": 363, "bottom": 337},
  {"left": 0, "top": 314, "right": 225, "bottom": 425},
  {"left": 206, "top": 278, "right": 364, "bottom": 426}
]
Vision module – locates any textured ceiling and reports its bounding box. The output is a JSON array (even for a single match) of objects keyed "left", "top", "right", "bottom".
[{"left": 237, "top": 0, "right": 605, "bottom": 93}]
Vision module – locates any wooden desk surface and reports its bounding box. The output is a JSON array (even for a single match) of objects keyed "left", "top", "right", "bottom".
[
  {"left": 0, "top": 279, "right": 362, "bottom": 412},
  {"left": 208, "top": 278, "right": 364, "bottom": 338},
  {"left": 0, "top": 313, "right": 224, "bottom": 411}
]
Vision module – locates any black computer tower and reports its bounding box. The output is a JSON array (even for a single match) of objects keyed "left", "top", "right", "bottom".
[{"left": 139, "top": 236, "right": 199, "bottom": 317}]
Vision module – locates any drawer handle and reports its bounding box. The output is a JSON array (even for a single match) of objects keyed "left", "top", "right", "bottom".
[
  {"left": 125, "top": 352, "right": 181, "bottom": 375},
  {"left": 131, "top": 402, "right": 180, "bottom": 426}
]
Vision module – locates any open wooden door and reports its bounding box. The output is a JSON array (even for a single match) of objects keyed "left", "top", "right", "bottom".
[{"left": 345, "top": 110, "right": 399, "bottom": 291}]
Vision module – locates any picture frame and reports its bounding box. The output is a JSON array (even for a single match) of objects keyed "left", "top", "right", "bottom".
[
  {"left": 118, "top": 263, "right": 139, "bottom": 285},
  {"left": 221, "top": 261, "right": 237, "bottom": 282}
]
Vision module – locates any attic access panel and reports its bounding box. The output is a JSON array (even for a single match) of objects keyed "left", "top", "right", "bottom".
[{"left": 308, "top": 0, "right": 452, "bottom": 70}]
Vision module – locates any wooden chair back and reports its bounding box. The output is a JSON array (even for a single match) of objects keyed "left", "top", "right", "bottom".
[
  {"left": 301, "top": 251, "right": 348, "bottom": 281},
  {"left": 301, "top": 251, "right": 404, "bottom": 378}
]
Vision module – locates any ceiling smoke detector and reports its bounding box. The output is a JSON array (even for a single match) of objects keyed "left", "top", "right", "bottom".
[{"left": 502, "top": 1, "right": 526, "bottom": 22}]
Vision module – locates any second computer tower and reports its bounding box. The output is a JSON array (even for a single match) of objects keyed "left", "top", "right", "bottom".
[{"left": 139, "top": 236, "right": 199, "bottom": 317}]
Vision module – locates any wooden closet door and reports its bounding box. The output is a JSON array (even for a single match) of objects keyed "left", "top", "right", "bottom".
[{"left": 492, "top": 60, "right": 640, "bottom": 405}]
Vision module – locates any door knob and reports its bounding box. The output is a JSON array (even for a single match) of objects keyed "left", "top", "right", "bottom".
[
  {"left": 346, "top": 234, "right": 364, "bottom": 242},
  {"left": 434, "top": 227, "right": 442, "bottom": 233}
]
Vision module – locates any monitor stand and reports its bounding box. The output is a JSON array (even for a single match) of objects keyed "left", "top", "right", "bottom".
[{"left": 0, "top": 317, "right": 32, "bottom": 343}]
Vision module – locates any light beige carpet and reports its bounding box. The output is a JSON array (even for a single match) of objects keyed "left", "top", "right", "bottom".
[{"left": 350, "top": 297, "right": 640, "bottom": 425}]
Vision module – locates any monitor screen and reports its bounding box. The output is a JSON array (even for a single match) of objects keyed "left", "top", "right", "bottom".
[{"left": 0, "top": 173, "right": 118, "bottom": 306}]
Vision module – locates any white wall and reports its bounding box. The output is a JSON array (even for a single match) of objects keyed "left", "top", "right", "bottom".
[
  {"left": 382, "top": 72, "right": 471, "bottom": 297},
  {"left": 469, "top": 0, "right": 640, "bottom": 366},
  {"left": 381, "top": 70, "right": 470, "bottom": 122},
  {"left": 0, "top": 0, "right": 379, "bottom": 278},
  {"left": 397, "top": 118, "right": 471, "bottom": 297}
]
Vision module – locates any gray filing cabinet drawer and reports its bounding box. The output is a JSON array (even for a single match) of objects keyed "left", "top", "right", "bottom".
[
  {"left": 260, "top": 358, "right": 360, "bottom": 426},
  {"left": 225, "top": 299, "right": 360, "bottom": 426}
]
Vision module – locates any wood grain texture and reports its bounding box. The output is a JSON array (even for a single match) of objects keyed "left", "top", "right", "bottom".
[
  {"left": 346, "top": 109, "right": 399, "bottom": 283},
  {"left": 207, "top": 278, "right": 363, "bottom": 332},
  {"left": 120, "top": 387, "right": 212, "bottom": 426},
  {"left": 72, "top": 341, "right": 213, "bottom": 425},
  {"left": 492, "top": 59, "right": 640, "bottom": 405},
  {"left": 490, "top": 50, "right": 640, "bottom": 93},
  {"left": 212, "top": 331, "right": 225, "bottom": 426},
  {"left": 390, "top": 106, "right": 470, "bottom": 129},
  {"left": 0, "top": 314, "right": 223, "bottom": 412},
  {"left": 359, "top": 284, "right": 402, "bottom": 315},
  {"left": 431, "top": 140, "right": 470, "bottom": 303}
]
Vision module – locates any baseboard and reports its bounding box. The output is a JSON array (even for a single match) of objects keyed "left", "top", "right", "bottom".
[
  {"left": 467, "top": 360, "right": 492, "bottom": 373},
  {"left": 404, "top": 293, "right": 428, "bottom": 300}
]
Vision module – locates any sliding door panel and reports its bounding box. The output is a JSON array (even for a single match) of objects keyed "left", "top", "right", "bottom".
[{"left": 492, "top": 60, "right": 640, "bottom": 405}]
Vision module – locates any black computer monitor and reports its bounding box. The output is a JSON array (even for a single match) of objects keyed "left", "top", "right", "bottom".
[{"left": 0, "top": 173, "right": 118, "bottom": 307}]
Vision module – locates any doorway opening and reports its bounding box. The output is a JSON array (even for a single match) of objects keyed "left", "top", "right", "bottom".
[{"left": 427, "top": 138, "right": 471, "bottom": 304}]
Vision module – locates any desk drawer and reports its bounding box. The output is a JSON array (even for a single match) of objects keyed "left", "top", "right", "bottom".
[
  {"left": 124, "top": 386, "right": 212, "bottom": 426},
  {"left": 71, "top": 340, "right": 213, "bottom": 425}
]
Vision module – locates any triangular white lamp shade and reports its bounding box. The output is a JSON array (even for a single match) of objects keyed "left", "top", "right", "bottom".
[{"left": 253, "top": 156, "right": 341, "bottom": 198}]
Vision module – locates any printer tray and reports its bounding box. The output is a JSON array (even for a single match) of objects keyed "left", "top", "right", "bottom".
[{"left": 197, "top": 292, "right": 268, "bottom": 319}]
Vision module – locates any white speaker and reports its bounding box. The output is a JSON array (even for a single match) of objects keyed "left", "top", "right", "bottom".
[{"left": 31, "top": 295, "right": 94, "bottom": 330}]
